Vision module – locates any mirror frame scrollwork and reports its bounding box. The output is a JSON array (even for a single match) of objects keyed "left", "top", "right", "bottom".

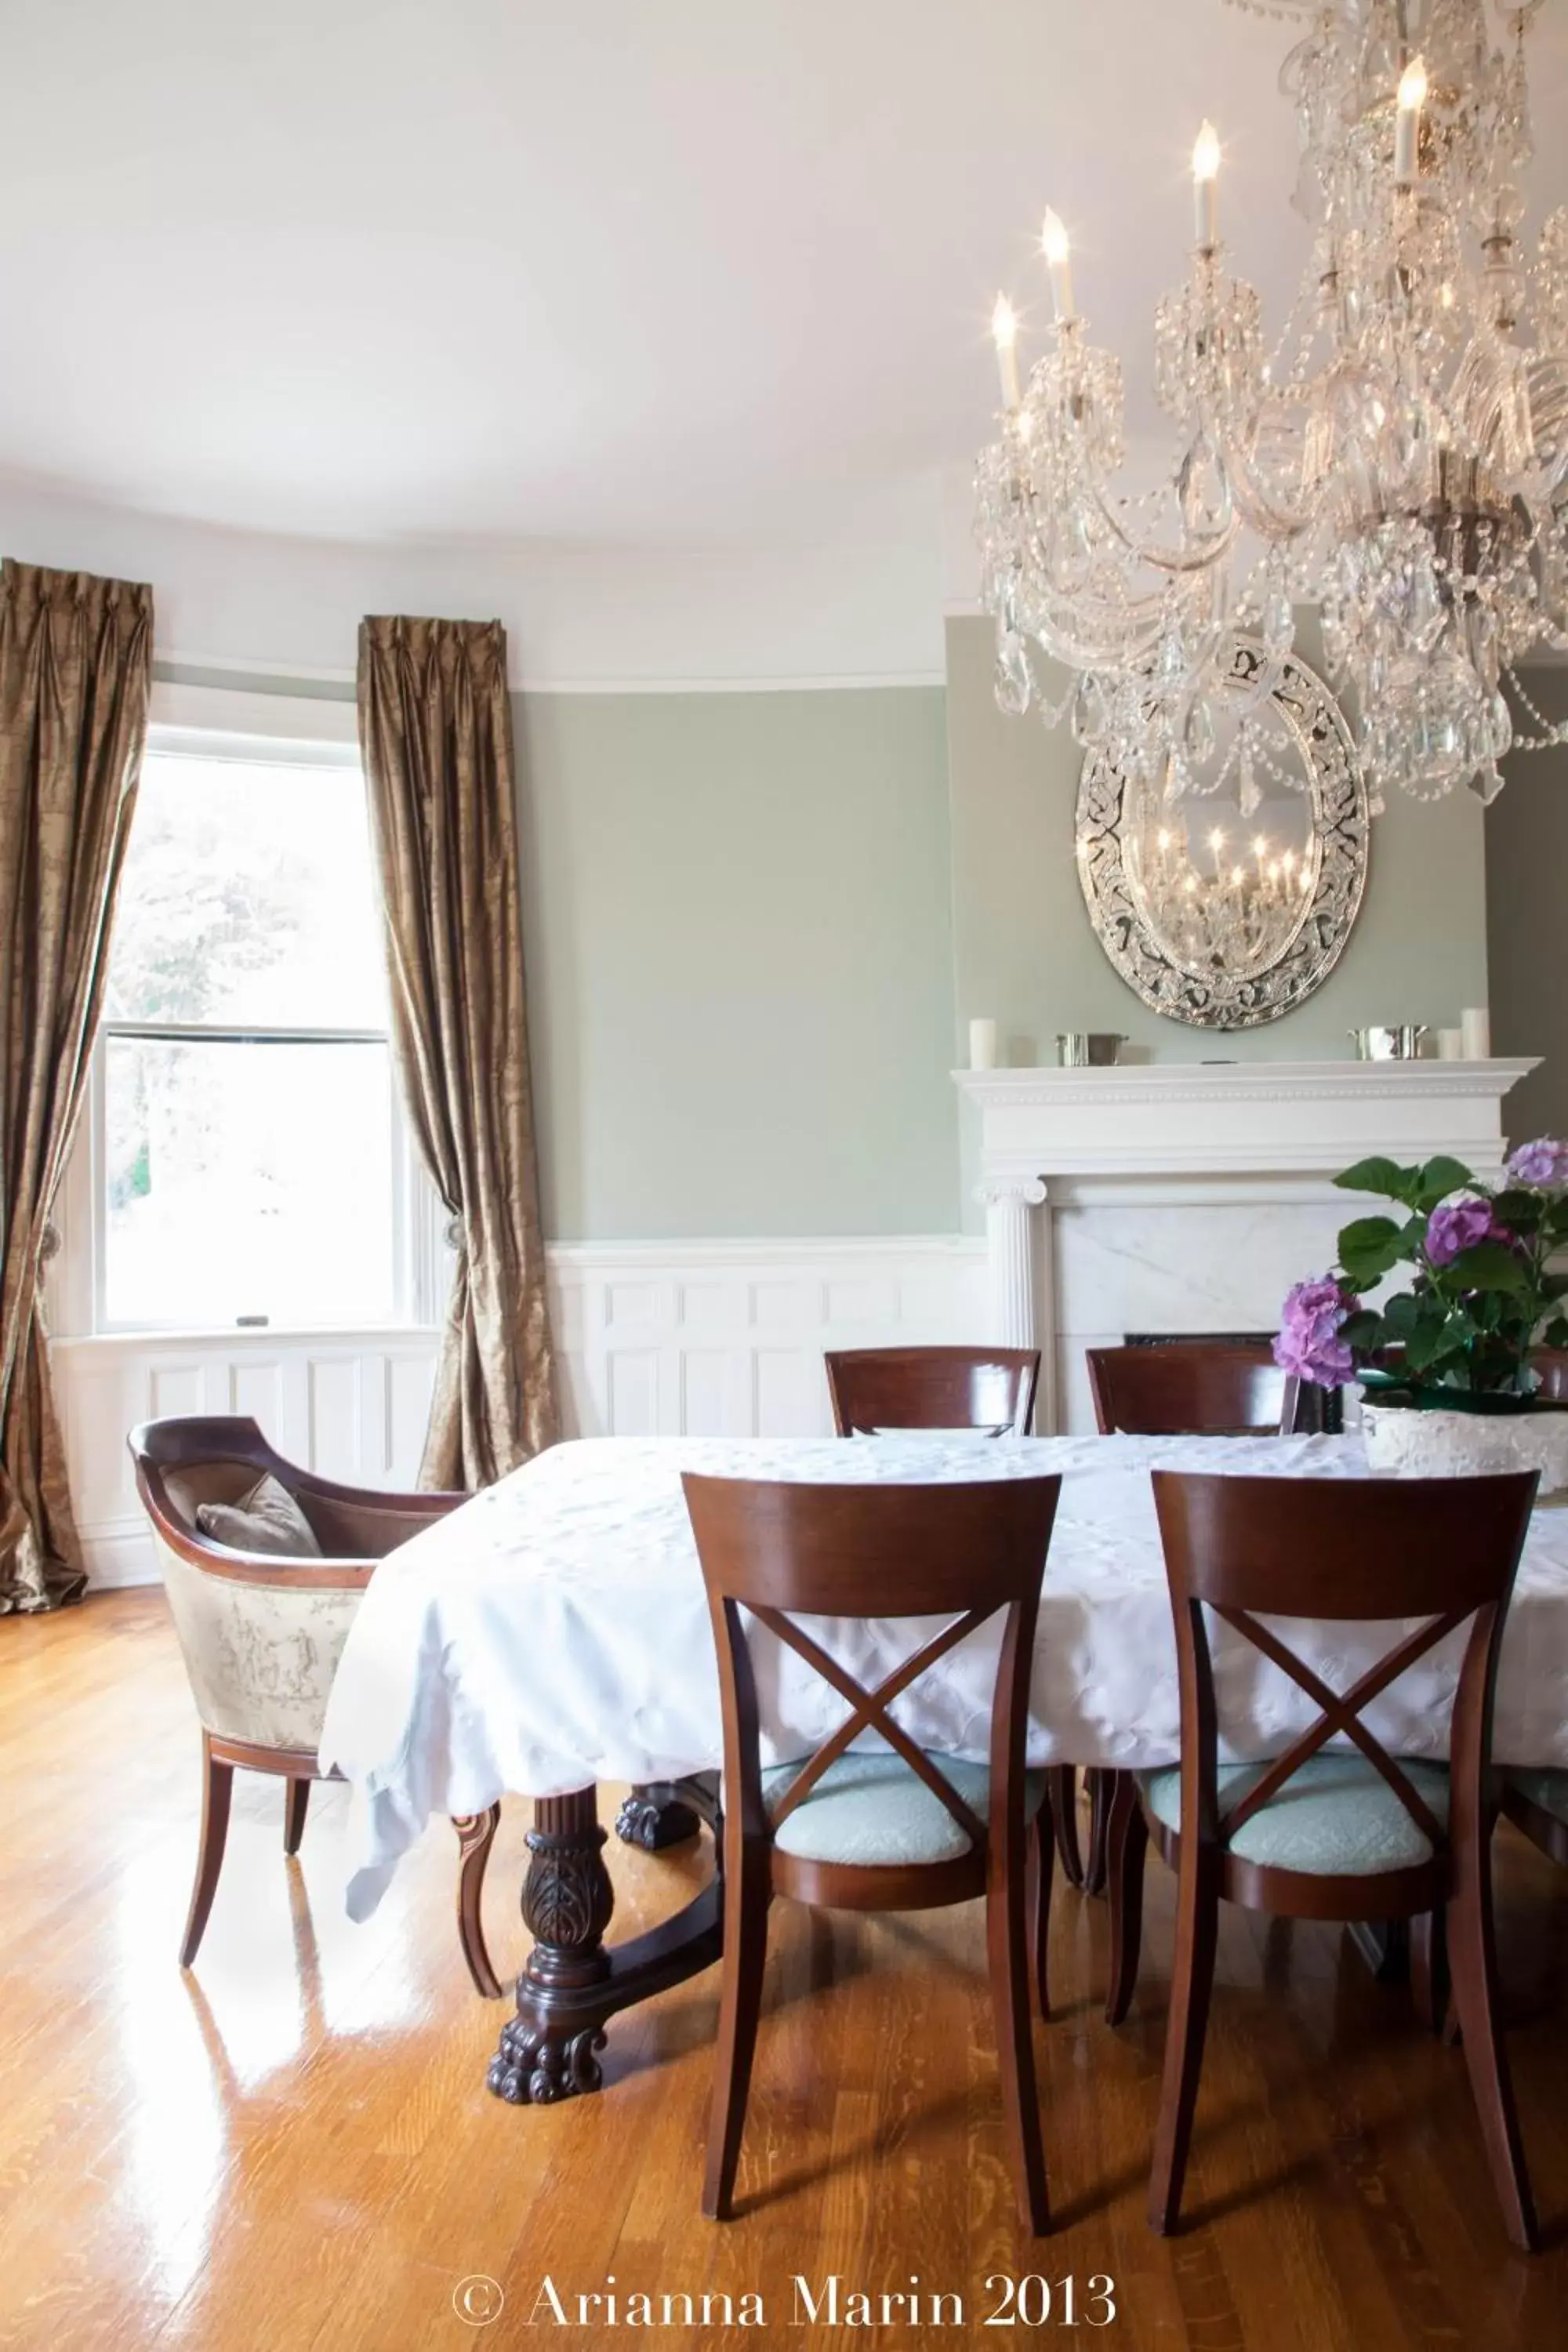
[{"left": 1074, "top": 641, "right": 1370, "bottom": 1029}]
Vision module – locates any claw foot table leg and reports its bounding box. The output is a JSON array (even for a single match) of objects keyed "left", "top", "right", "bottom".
[
  {"left": 615, "top": 1775, "right": 717, "bottom": 1852},
  {"left": 486, "top": 1783, "right": 724, "bottom": 2106}
]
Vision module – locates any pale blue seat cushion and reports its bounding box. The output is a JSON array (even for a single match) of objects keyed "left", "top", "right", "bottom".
[
  {"left": 1506, "top": 1767, "right": 1568, "bottom": 1825},
  {"left": 1138, "top": 1753, "right": 1450, "bottom": 1875},
  {"left": 759, "top": 1749, "right": 1047, "bottom": 1866}
]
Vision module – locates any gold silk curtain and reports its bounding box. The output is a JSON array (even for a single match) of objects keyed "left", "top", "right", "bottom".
[
  {"left": 357, "top": 615, "right": 558, "bottom": 1489},
  {"left": 0, "top": 559, "right": 152, "bottom": 1612}
]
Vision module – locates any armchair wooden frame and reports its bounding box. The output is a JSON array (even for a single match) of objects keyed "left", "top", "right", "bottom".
[
  {"left": 1105, "top": 1468, "right": 1539, "bottom": 2250},
  {"left": 129, "top": 1416, "right": 504, "bottom": 1997},
  {"left": 684, "top": 1471, "right": 1062, "bottom": 2232}
]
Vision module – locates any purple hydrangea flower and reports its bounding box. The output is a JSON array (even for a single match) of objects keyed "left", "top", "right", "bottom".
[
  {"left": 1273, "top": 1275, "right": 1356, "bottom": 1387},
  {"left": 1506, "top": 1137, "right": 1568, "bottom": 1191},
  {"left": 1425, "top": 1195, "right": 1496, "bottom": 1269}
]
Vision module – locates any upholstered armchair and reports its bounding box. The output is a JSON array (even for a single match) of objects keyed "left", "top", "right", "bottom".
[{"left": 128, "top": 1417, "right": 504, "bottom": 1994}]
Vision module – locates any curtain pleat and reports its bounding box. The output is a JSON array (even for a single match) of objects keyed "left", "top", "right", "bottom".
[
  {"left": 0, "top": 557, "right": 152, "bottom": 1611},
  {"left": 358, "top": 614, "right": 558, "bottom": 1489}
]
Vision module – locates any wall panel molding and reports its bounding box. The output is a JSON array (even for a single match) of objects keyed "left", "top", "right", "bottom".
[{"left": 59, "top": 1234, "right": 987, "bottom": 1588}]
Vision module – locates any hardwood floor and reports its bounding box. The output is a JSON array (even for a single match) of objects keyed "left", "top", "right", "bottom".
[{"left": 2, "top": 1591, "right": 1567, "bottom": 2350}]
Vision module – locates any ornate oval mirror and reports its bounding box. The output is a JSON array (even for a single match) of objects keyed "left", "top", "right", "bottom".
[{"left": 1075, "top": 641, "right": 1370, "bottom": 1029}]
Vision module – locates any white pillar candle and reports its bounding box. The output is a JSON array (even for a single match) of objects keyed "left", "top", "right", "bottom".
[
  {"left": 1041, "top": 210, "right": 1076, "bottom": 322},
  {"left": 969, "top": 1018, "right": 999, "bottom": 1071},
  {"left": 1395, "top": 55, "right": 1426, "bottom": 186},
  {"left": 1461, "top": 1006, "right": 1491, "bottom": 1059},
  {"left": 1437, "top": 1027, "right": 1465, "bottom": 1061},
  {"left": 1192, "top": 121, "right": 1221, "bottom": 250}
]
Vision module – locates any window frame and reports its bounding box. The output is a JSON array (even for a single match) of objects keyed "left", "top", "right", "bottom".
[{"left": 60, "top": 698, "right": 445, "bottom": 1341}]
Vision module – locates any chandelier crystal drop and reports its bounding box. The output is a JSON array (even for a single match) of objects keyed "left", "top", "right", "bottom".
[{"left": 974, "top": 0, "right": 1568, "bottom": 811}]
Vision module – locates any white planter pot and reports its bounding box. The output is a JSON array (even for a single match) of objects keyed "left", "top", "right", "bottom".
[{"left": 1360, "top": 1400, "right": 1568, "bottom": 1494}]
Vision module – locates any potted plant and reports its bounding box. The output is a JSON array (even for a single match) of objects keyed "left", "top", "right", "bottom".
[{"left": 1275, "top": 1138, "right": 1568, "bottom": 1486}]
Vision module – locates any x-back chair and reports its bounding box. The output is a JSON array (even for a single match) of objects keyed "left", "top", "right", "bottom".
[
  {"left": 685, "top": 1470, "right": 1061, "bottom": 2231},
  {"left": 825, "top": 1345, "right": 1069, "bottom": 1954},
  {"left": 1106, "top": 1468, "right": 1539, "bottom": 2249},
  {"left": 1069, "top": 1342, "right": 1302, "bottom": 1898},
  {"left": 1086, "top": 1342, "right": 1300, "bottom": 1441},
  {"left": 129, "top": 1416, "right": 505, "bottom": 1996},
  {"left": 825, "top": 1345, "right": 1040, "bottom": 1439}
]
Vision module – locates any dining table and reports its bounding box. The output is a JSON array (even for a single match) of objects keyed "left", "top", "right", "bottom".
[{"left": 318, "top": 1428, "right": 1568, "bottom": 2107}]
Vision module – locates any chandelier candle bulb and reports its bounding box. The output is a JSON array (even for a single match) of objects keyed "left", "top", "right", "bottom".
[
  {"left": 991, "top": 295, "right": 1021, "bottom": 410},
  {"left": 1041, "top": 209, "right": 1075, "bottom": 321},
  {"left": 1395, "top": 54, "right": 1426, "bottom": 185},
  {"left": 968, "top": 1018, "right": 999, "bottom": 1072},
  {"left": 1192, "top": 121, "right": 1221, "bottom": 249}
]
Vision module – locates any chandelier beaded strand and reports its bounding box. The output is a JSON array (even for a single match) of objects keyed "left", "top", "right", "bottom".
[{"left": 975, "top": 0, "right": 1568, "bottom": 811}]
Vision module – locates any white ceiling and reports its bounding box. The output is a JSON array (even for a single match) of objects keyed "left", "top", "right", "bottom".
[{"left": 2, "top": 0, "right": 1566, "bottom": 550}]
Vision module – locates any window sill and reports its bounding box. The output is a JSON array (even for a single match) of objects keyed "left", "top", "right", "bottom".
[{"left": 53, "top": 1323, "right": 442, "bottom": 1351}]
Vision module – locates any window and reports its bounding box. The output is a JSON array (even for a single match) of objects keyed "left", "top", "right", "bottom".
[{"left": 92, "top": 742, "right": 421, "bottom": 1332}]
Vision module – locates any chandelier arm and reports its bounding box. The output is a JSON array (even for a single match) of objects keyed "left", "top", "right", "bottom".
[
  {"left": 1210, "top": 415, "right": 1325, "bottom": 543},
  {"left": 1080, "top": 470, "right": 1244, "bottom": 578}
]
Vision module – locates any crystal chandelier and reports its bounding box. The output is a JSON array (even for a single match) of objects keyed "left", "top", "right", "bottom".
[{"left": 975, "top": 0, "right": 1568, "bottom": 811}]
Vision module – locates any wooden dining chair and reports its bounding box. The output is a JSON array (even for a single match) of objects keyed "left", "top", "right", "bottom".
[
  {"left": 823, "top": 1344, "right": 1065, "bottom": 1944},
  {"left": 825, "top": 1345, "right": 1040, "bottom": 1437},
  {"left": 1087, "top": 1341, "right": 1299, "bottom": 1439},
  {"left": 129, "top": 1417, "right": 505, "bottom": 1998},
  {"left": 1104, "top": 1468, "right": 1539, "bottom": 2249},
  {"left": 684, "top": 1471, "right": 1062, "bottom": 2231},
  {"left": 1068, "top": 1343, "right": 1301, "bottom": 1898}
]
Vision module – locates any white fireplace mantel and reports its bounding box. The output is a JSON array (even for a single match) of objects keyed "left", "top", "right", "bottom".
[{"left": 953, "top": 1058, "right": 1540, "bottom": 1430}]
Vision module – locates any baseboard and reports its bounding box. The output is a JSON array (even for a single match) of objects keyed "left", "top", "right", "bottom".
[{"left": 81, "top": 1520, "right": 160, "bottom": 1588}]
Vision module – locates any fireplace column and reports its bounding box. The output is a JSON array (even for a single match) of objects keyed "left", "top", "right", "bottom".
[{"left": 976, "top": 1174, "right": 1048, "bottom": 1361}]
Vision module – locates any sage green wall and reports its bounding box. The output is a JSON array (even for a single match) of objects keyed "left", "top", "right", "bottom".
[
  {"left": 1486, "top": 669, "right": 1568, "bottom": 1145},
  {"left": 514, "top": 686, "right": 958, "bottom": 1240},
  {"left": 946, "top": 615, "right": 1492, "bottom": 1222}
]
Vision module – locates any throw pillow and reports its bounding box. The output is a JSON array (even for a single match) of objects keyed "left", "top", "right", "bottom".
[{"left": 196, "top": 1473, "right": 323, "bottom": 1559}]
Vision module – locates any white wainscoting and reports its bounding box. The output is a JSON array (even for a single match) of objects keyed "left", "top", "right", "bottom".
[
  {"left": 56, "top": 1329, "right": 444, "bottom": 1588},
  {"left": 58, "top": 1235, "right": 988, "bottom": 1587}
]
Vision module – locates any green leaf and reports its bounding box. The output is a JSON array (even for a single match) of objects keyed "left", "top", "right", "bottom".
[
  {"left": 1403, "top": 1320, "right": 1455, "bottom": 1373},
  {"left": 1381, "top": 1291, "right": 1421, "bottom": 1336},
  {"left": 1542, "top": 1316, "right": 1568, "bottom": 1348},
  {"left": 1336, "top": 1214, "right": 1406, "bottom": 1286},
  {"left": 1334, "top": 1156, "right": 1417, "bottom": 1205},
  {"left": 1490, "top": 1189, "right": 1543, "bottom": 1232},
  {"left": 1414, "top": 1155, "right": 1477, "bottom": 1211},
  {"left": 1338, "top": 1309, "right": 1384, "bottom": 1352},
  {"left": 1445, "top": 1239, "right": 1533, "bottom": 1296}
]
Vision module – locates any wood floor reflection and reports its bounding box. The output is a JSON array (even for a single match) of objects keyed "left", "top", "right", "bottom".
[{"left": 2, "top": 1590, "right": 1567, "bottom": 2350}]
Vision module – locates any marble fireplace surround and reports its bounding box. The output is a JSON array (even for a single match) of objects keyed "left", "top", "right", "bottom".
[{"left": 953, "top": 1060, "right": 1539, "bottom": 1435}]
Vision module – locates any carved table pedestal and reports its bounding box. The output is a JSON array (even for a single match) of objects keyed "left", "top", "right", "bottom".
[{"left": 486, "top": 1773, "right": 722, "bottom": 2104}]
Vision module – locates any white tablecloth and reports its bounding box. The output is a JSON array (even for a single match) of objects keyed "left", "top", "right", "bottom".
[{"left": 319, "top": 1432, "right": 1568, "bottom": 1920}]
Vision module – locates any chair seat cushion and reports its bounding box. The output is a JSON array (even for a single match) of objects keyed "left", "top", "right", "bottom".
[
  {"left": 758, "top": 1748, "right": 1045, "bottom": 1867},
  {"left": 1138, "top": 1753, "right": 1450, "bottom": 1875},
  {"left": 196, "top": 1472, "right": 322, "bottom": 1560},
  {"left": 1506, "top": 1766, "right": 1568, "bottom": 1826}
]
